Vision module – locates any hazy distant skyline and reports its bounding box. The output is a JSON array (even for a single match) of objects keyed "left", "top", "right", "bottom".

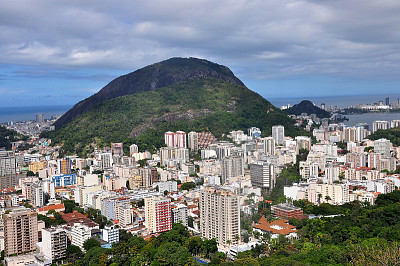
[{"left": 1, "top": 0, "right": 400, "bottom": 106}]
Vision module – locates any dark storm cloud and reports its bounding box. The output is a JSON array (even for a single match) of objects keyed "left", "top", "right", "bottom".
[{"left": 1, "top": 0, "right": 400, "bottom": 80}]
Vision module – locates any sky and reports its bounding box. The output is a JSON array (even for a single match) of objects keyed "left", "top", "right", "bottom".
[{"left": 1, "top": 0, "right": 400, "bottom": 107}]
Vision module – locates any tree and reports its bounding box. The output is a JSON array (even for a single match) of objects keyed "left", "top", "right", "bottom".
[
  {"left": 325, "top": 196, "right": 331, "bottom": 202},
  {"left": 164, "top": 190, "right": 169, "bottom": 196},
  {"left": 202, "top": 238, "right": 218, "bottom": 257},
  {"left": 83, "top": 238, "right": 101, "bottom": 251},
  {"left": 227, "top": 239, "right": 232, "bottom": 248},
  {"left": 187, "top": 236, "right": 203, "bottom": 255},
  {"left": 66, "top": 245, "right": 83, "bottom": 264},
  {"left": 63, "top": 200, "right": 77, "bottom": 213},
  {"left": 180, "top": 182, "right": 196, "bottom": 191},
  {"left": 27, "top": 170, "right": 35, "bottom": 176},
  {"left": 317, "top": 193, "right": 322, "bottom": 205}
]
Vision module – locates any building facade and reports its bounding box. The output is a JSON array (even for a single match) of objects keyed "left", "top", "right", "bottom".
[
  {"left": 4, "top": 207, "right": 39, "bottom": 256},
  {"left": 200, "top": 187, "right": 240, "bottom": 247},
  {"left": 145, "top": 196, "right": 172, "bottom": 233},
  {"left": 250, "top": 162, "right": 276, "bottom": 191},
  {"left": 42, "top": 227, "right": 67, "bottom": 260}
]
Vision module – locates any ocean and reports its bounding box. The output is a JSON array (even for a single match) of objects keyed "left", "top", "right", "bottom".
[
  {"left": 269, "top": 94, "right": 400, "bottom": 109},
  {"left": 0, "top": 94, "right": 399, "bottom": 125},
  {"left": 344, "top": 113, "right": 400, "bottom": 128},
  {"left": 0, "top": 105, "right": 72, "bottom": 123}
]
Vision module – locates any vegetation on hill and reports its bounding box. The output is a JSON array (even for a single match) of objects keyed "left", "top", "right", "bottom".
[
  {"left": 43, "top": 78, "right": 306, "bottom": 156},
  {"left": 367, "top": 128, "right": 400, "bottom": 146},
  {"left": 54, "top": 57, "right": 244, "bottom": 128},
  {"left": 285, "top": 100, "right": 331, "bottom": 118},
  {"left": 0, "top": 126, "right": 27, "bottom": 150}
]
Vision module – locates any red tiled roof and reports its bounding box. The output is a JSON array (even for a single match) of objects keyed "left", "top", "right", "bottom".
[
  {"left": 253, "top": 216, "right": 297, "bottom": 236},
  {"left": 62, "top": 211, "right": 86, "bottom": 222},
  {"left": 38, "top": 203, "right": 65, "bottom": 212}
]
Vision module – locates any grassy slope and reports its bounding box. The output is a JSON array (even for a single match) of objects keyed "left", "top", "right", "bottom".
[{"left": 45, "top": 78, "right": 306, "bottom": 155}]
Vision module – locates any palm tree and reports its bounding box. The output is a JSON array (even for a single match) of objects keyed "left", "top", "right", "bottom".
[
  {"left": 317, "top": 193, "right": 322, "bottom": 204},
  {"left": 325, "top": 196, "right": 331, "bottom": 203},
  {"left": 235, "top": 235, "right": 240, "bottom": 244},
  {"left": 226, "top": 239, "right": 232, "bottom": 250},
  {"left": 261, "top": 233, "right": 270, "bottom": 244}
]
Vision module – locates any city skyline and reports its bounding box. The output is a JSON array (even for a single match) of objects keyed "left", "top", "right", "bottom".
[{"left": 1, "top": 1, "right": 400, "bottom": 106}]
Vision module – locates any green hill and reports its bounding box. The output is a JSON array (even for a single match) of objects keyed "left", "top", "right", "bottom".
[
  {"left": 43, "top": 58, "right": 306, "bottom": 155},
  {"left": 54, "top": 57, "right": 244, "bottom": 128},
  {"left": 286, "top": 100, "right": 331, "bottom": 118},
  {"left": 0, "top": 126, "right": 26, "bottom": 150}
]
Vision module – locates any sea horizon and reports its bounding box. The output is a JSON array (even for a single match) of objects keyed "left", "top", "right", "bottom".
[{"left": 0, "top": 93, "right": 399, "bottom": 123}]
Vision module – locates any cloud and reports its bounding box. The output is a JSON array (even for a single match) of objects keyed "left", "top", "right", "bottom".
[
  {"left": 0, "top": 88, "right": 25, "bottom": 94},
  {"left": 0, "top": 0, "right": 400, "bottom": 86}
]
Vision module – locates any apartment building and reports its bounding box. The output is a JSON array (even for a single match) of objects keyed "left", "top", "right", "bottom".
[
  {"left": 4, "top": 207, "right": 39, "bottom": 256},
  {"left": 42, "top": 227, "right": 67, "bottom": 260},
  {"left": 250, "top": 161, "right": 276, "bottom": 191},
  {"left": 71, "top": 223, "right": 93, "bottom": 250},
  {"left": 145, "top": 196, "right": 172, "bottom": 233},
  {"left": 222, "top": 156, "right": 244, "bottom": 183},
  {"left": 171, "top": 204, "right": 188, "bottom": 226},
  {"left": 200, "top": 187, "right": 240, "bottom": 247}
]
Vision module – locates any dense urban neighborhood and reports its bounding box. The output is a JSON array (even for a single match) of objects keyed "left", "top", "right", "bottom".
[{"left": 0, "top": 109, "right": 400, "bottom": 265}]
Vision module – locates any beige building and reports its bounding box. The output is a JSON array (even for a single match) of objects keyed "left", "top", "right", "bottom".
[
  {"left": 144, "top": 196, "right": 172, "bottom": 233},
  {"left": 307, "top": 183, "right": 349, "bottom": 205},
  {"left": 200, "top": 187, "right": 240, "bottom": 247},
  {"left": 344, "top": 168, "right": 386, "bottom": 181},
  {"left": 28, "top": 161, "right": 47, "bottom": 173},
  {"left": 4, "top": 207, "right": 39, "bottom": 256}
]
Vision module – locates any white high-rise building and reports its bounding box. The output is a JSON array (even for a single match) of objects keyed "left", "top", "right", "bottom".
[
  {"left": 250, "top": 161, "right": 276, "bottom": 191},
  {"left": 42, "top": 227, "right": 68, "bottom": 260},
  {"left": 374, "top": 138, "right": 391, "bottom": 157},
  {"left": 356, "top": 126, "right": 365, "bottom": 141},
  {"left": 200, "top": 187, "right": 240, "bottom": 247},
  {"left": 0, "top": 151, "right": 17, "bottom": 176},
  {"left": 71, "top": 223, "right": 93, "bottom": 250},
  {"left": 129, "top": 144, "right": 139, "bottom": 155},
  {"left": 372, "top": 121, "right": 390, "bottom": 133},
  {"left": 391, "top": 120, "right": 400, "bottom": 128},
  {"left": 222, "top": 156, "right": 244, "bottom": 183},
  {"left": 262, "top": 137, "right": 275, "bottom": 155},
  {"left": 188, "top": 131, "right": 199, "bottom": 151},
  {"left": 171, "top": 204, "right": 188, "bottom": 226},
  {"left": 272, "top": 125, "right": 284, "bottom": 145},
  {"left": 98, "top": 153, "right": 113, "bottom": 169},
  {"left": 326, "top": 164, "right": 340, "bottom": 184},
  {"left": 102, "top": 225, "right": 119, "bottom": 244}
]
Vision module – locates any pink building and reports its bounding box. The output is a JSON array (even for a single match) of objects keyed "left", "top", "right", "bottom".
[
  {"left": 165, "top": 131, "right": 175, "bottom": 147},
  {"left": 174, "top": 131, "right": 187, "bottom": 148}
]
